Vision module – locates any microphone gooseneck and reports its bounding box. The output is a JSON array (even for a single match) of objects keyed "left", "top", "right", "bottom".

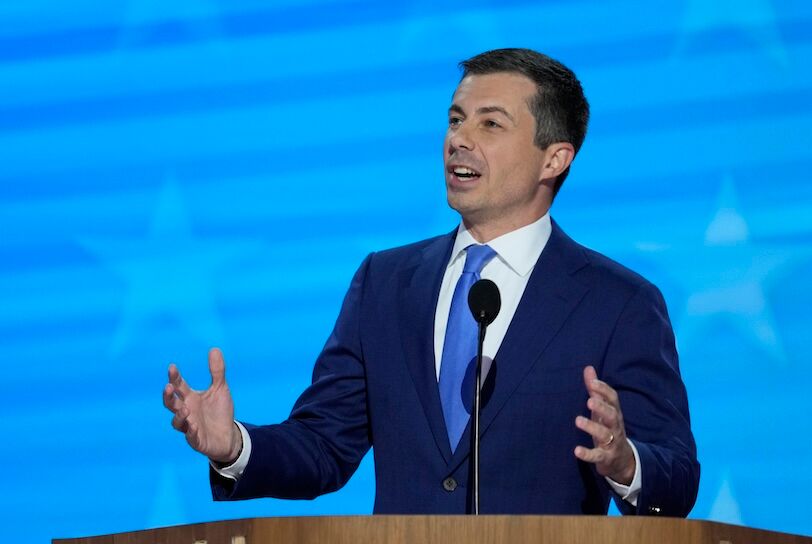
[{"left": 467, "top": 279, "right": 501, "bottom": 515}]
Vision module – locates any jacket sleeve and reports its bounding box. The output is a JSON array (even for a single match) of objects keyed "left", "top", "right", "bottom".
[
  {"left": 211, "top": 254, "right": 374, "bottom": 501},
  {"left": 603, "top": 281, "right": 700, "bottom": 517}
]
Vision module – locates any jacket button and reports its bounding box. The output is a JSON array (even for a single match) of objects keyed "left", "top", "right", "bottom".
[{"left": 442, "top": 477, "right": 457, "bottom": 492}]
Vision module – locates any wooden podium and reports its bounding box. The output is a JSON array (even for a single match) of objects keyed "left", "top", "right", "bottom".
[{"left": 53, "top": 516, "right": 812, "bottom": 544}]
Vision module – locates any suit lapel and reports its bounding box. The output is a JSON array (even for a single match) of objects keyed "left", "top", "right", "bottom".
[
  {"left": 449, "top": 220, "right": 590, "bottom": 469},
  {"left": 398, "top": 231, "right": 456, "bottom": 464}
]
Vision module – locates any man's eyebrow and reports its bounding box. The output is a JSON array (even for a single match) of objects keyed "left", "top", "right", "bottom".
[
  {"left": 448, "top": 104, "right": 517, "bottom": 125},
  {"left": 477, "top": 106, "right": 516, "bottom": 124}
]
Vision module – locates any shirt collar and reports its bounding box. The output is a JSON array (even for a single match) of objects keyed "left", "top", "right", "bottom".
[{"left": 449, "top": 212, "right": 553, "bottom": 277}]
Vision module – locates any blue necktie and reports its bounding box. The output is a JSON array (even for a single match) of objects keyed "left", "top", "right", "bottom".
[{"left": 439, "top": 244, "right": 497, "bottom": 452}]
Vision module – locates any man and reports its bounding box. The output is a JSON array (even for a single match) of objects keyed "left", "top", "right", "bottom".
[{"left": 164, "top": 48, "right": 699, "bottom": 516}]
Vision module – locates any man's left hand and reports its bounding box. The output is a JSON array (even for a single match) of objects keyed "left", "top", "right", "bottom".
[{"left": 574, "top": 365, "right": 636, "bottom": 485}]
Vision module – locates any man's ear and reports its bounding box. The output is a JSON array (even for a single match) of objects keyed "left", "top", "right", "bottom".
[{"left": 540, "top": 142, "right": 575, "bottom": 182}]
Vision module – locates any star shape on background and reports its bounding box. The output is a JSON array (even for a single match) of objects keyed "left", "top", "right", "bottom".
[
  {"left": 673, "top": 0, "right": 788, "bottom": 67},
  {"left": 709, "top": 471, "right": 744, "bottom": 525},
  {"left": 635, "top": 175, "right": 806, "bottom": 364},
  {"left": 82, "top": 177, "right": 260, "bottom": 357}
]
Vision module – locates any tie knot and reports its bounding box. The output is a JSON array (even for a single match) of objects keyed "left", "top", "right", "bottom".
[{"left": 463, "top": 244, "right": 496, "bottom": 274}]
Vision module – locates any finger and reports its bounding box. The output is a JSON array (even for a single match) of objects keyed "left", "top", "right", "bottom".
[
  {"left": 587, "top": 378, "right": 619, "bottom": 407},
  {"left": 587, "top": 396, "right": 618, "bottom": 428},
  {"left": 574, "top": 445, "right": 607, "bottom": 464},
  {"left": 163, "top": 384, "right": 183, "bottom": 413},
  {"left": 171, "top": 406, "right": 189, "bottom": 432},
  {"left": 209, "top": 347, "right": 226, "bottom": 388},
  {"left": 576, "top": 415, "right": 613, "bottom": 445},
  {"left": 168, "top": 363, "right": 192, "bottom": 399},
  {"left": 583, "top": 365, "right": 598, "bottom": 391}
]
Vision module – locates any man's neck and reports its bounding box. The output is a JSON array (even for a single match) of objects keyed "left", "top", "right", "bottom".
[{"left": 463, "top": 211, "right": 550, "bottom": 243}]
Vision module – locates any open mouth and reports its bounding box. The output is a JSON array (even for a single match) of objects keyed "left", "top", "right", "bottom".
[{"left": 448, "top": 165, "right": 482, "bottom": 181}]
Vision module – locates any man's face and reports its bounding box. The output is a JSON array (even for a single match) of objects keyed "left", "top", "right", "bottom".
[{"left": 444, "top": 72, "right": 551, "bottom": 234}]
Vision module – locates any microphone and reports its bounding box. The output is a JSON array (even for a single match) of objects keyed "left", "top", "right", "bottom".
[
  {"left": 467, "top": 279, "right": 501, "bottom": 515},
  {"left": 468, "top": 279, "right": 501, "bottom": 327}
]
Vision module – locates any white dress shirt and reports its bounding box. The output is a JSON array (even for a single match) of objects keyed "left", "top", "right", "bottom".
[
  {"left": 433, "top": 213, "right": 553, "bottom": 381},
  {"left": 215, "top": 213, "right": 641, "bottom": 505}
]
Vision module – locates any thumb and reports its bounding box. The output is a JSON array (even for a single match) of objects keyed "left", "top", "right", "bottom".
[{"left": 208, "top": 347, "right": 226, "bottom": 387}]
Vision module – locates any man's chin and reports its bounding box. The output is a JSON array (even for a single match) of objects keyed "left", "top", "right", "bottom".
[{"left": 446, "top": 193, "right": 481, "bottom": 219}]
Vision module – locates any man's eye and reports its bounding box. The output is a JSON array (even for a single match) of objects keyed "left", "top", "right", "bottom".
[
  {"left": 484, "top": 119, "right": 501, "bottom": 128},
  {"left": 449, "top": 117, "right": 463, "bottom": 127}
]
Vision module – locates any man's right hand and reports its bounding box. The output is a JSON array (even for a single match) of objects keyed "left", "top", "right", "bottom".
[{"left": 163, "top": 347, "right": 242, "bottom": 465}]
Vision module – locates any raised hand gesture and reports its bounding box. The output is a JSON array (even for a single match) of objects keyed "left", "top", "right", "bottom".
[
  {"left": 163, "top": 348, "right": 242, "bottom": 464},
  {"left": 574, "top": 365, "right": 636, "bottom": 485}
]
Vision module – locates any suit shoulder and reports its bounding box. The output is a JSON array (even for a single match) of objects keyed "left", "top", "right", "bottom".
[
  {"left": 376, "top": 232, "right": 452, "bottom": 256},
  {"left": 368, "top": 232, "right": 453, "bottom": 266},
  {"left": 562, "top": 240, "right": 673, "bottom": 329},
  {"left": 574, "top": 241, "right": 660, "bottom": 300}
]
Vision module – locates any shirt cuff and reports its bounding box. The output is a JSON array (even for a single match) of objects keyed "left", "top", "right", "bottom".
[
  {"left": 604, "top": 438, "right": 642, "bottom": 506},
  {"left": 209, "top": 421, "right": 252, "bottom": 480}
]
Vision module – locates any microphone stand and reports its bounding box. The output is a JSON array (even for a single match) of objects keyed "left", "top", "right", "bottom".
[
  {"left": 472, "top": 312, "right": 487, "bottom": 515},
  {"left": 467, "top": 277, "right": 500, "bottom": 516}
]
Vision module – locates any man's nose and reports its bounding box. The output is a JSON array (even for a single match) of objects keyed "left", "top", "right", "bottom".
[{"left": 448, "top": 124, "right": 475, "bottom": 151}]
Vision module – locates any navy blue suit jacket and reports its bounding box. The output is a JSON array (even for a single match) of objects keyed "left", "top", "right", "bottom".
[{"left": 212, "top": 220, "right": 699, "bottom": 516}]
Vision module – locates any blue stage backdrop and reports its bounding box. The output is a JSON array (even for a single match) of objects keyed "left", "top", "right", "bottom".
[{"left": 1, "top": 1, "right": 811, "bottom": 541}]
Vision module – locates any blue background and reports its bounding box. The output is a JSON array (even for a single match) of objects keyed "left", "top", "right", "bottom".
[{"left": 1, "top": 1, "right": 811, "bottom": 541}]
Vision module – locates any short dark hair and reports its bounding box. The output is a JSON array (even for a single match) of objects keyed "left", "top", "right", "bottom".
[{"left": 459, "top": 48, "right": 590, "bottom": 196}]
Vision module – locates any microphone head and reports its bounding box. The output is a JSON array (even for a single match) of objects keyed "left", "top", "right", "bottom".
[{"left": 468, "top": 279, "right": 501, "bottom": 326}]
